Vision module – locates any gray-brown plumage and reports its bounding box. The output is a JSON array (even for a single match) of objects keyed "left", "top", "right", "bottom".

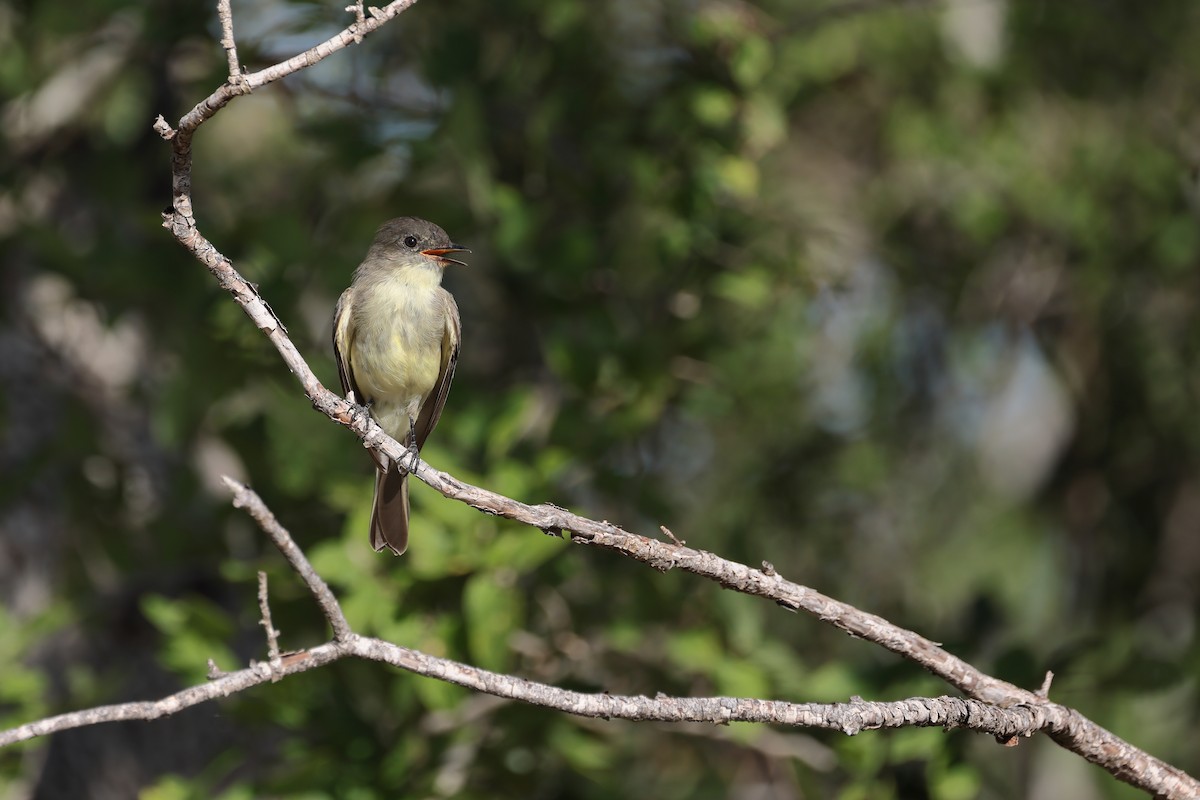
[{"left": 332, "top": 217, "right": 466, "bottom": 554}]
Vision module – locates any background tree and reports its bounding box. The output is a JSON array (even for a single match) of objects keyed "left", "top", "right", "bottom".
[{"left": 2, "top": 0, "right": 1199, "bottom": 797}]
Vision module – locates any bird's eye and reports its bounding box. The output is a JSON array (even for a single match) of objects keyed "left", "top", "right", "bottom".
[{"left": 403, "top": 235, "right": 419, "bottom": 249}]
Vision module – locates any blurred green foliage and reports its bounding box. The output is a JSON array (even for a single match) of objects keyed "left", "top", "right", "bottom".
[{"left": 2, "top": 0, "right": 1199, "bottom": 797}]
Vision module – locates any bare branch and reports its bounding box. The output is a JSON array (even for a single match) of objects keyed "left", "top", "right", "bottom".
[
  {"left": 216, "top": 0, "right": 244, "bottom": 85},
  {"left": 0, "top": 643, "right": 345, "bottom": 747},
  {"left": 256, "top": 571, "right": 281, "bottom": 666},
  {"left": 0, "top": 641, "right": 1056, "bottom": 751},
  {"left": 224, "top": 477, "right": 352, "bottom": 643}
]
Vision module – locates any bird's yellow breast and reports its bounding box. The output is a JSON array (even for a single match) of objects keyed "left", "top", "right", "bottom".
[{"left": 349, "top": 268, "right": 446, "bottom": 419}]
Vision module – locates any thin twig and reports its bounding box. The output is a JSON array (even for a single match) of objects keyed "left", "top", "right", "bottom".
[
  {"left": 0, "top": 643, "right": 346, "bottom": 747},
  {"left": 659, "top": 524, "right": 684, "bottom": 546},
  {"left": 257, "top": 571, "right": 281, "bottom": 665},
  {"left": 216, "top": 0, "right": 245, "bottom": 86},
  {"left": 345, "top": 0, "right": 366, "bottom": 43},
  {"left": 224, "top": 477, "right": 353, "bottom": 643}
]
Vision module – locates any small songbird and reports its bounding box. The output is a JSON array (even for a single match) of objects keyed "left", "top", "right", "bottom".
[{"left": 332, "top": 217, "right": 467, "bottom": 555}]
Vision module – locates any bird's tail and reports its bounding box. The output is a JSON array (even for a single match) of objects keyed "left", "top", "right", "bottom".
[{"left": 370, "top": 468, "right": 409, "bottom": 555}]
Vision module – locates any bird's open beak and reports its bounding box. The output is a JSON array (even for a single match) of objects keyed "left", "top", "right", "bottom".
[{"left": 421, "top": 245, "right": 470, "bottom": 267}]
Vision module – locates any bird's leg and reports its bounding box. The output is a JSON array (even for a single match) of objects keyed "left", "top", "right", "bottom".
[
  {"left": 347, "top": 391, "right": 374, "bottom": 427},
  {"left": 401, "top": 414, "right": 422, "bottom": 476},
  {"left": 348, "top": 392, "right": 391, "bottom": 473}
]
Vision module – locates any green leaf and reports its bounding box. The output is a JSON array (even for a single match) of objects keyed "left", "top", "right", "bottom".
[
  {"left": 732, "top": 36, "right": 773, "bottom": 89},
  {"left": 552, "top": 727, "right": 613, "bottom": 773},
  {"left": 463, "top": 570, "right": 523, "bottom": 671}
]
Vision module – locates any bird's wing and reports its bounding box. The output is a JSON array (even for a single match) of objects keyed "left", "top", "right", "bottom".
[
  {"left": 335, "top": 285, "right": 390, "bottom": 475},
  {"left": 413, "top": 289, "right": 460, "bottom": 450},
  {"left": 332, "top": 286, "right": 363, "bottom": 403}
]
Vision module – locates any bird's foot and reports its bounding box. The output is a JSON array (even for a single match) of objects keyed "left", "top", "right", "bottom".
[
  {"left": 345, "top": 391, "right": 375, "bottom": 423},
  {"left": 401, "top": 444, "right": 421, "bottom": 477},
  {"left": 347, "top": 393, "right": 389, "bottom": 470},
  {"left": 402, "top": 415, "right": 421, "bottom": 476}
]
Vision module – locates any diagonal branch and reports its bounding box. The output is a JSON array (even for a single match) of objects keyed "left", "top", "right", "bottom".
[{"left": 226, "top": 477, "right": 353, "bottom": 642}]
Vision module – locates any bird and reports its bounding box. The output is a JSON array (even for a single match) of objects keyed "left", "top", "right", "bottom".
[{"left": 332, "top": 216, "right": 467, "bottom": 555}]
